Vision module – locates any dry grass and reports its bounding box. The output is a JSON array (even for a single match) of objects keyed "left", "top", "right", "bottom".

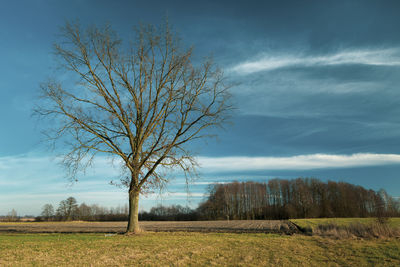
[
  {"left": 291, "top": 218, "right": 400, "bottom": 239},
  {"left": 313, "top": 222, "right": 400, "bottom": 239},
  {"left": 291, "top": 217, "right": 400, "bottom": 229},
  {"left": 0, "top": 232, "right": 399, "bottom": 266}
]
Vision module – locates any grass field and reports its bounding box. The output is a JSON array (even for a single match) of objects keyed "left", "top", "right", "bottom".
[
  {"left": 291, "top": 217, "right": 400, "bottom": 229},
  {"left": 0, "top": 219, "right": 399, "bottom": 266},
  {"left": 0, "top": 232, "right": 399, "bottom": 266}
]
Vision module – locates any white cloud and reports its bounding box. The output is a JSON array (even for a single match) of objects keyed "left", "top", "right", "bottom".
[
  {"left": 231, "top": 48, "right": 400, "bottom": 74},
  {"left": 2, "top": 152, "right": 400, "bottom": 215},
  {"left": 143, "top": 192, "right": 204, "bottom": 199},
  {"left": 192, "top": 181, "right": 230, "bottom": 185},
  {"left": 2, "top": 153, "right": 400, "bottom": 188},
  {"left": 197, "top": 153, "right": 400, "bottom": 172}
]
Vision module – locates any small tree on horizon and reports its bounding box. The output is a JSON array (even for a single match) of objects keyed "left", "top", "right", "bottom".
[
  {"left": 6, "top": 209, "right": 18, "bottom": 222},
  {"left": 56, "top": 197, "right": 79, "bottom": 221},
  {"left": 41, "top": 204, "right": 55, "bottom": 221},
  {"left": 35, "top": 21, "right": 232, "bottom": 233}
]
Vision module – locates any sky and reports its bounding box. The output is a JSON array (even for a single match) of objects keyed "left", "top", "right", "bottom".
[{"left": 1, "top": 0, "right": 400, "bottom": 215}]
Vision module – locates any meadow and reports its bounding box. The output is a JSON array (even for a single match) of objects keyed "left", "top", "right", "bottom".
[
  {"left": 292, "top": 217, "right": 400, "bottom": 229},
  {"left": 0, "top": 218, "right": 399, "bottom": 266},
  {"left": 1, "top": 232, "right": 399, "bottom": 266}
]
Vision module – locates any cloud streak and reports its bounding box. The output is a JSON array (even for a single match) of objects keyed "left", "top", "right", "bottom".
[
  {"left": 2, "top": 153, "right": 400, "bottom": 181},
  {"left": 231, "top": 48, "right": 400, "bottom": 74},
  {"left": 2, "top": 152, "right": 400, "bottom": 214},
  {"left": 198, "top": 153, "right": 400, "bottom": 172}
]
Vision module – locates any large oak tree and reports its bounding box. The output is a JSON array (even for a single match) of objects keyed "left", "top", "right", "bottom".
[{"left": 36, "top": 22, "right": 231, "bottom": 233}]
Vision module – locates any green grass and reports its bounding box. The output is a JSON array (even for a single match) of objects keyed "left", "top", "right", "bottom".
[
  {"left": 0, "top": 232, "right": 399, "bottom": 266},
  {"left": 291, "top": 217, "right": 400, "bottom": 230}
]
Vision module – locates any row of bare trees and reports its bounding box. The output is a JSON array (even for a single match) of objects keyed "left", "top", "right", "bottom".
[
  {"left": 39, "top": 197, "right": 129, "bottom": 221},
  {"left": 36, "top": 179, "right": 399, "bottom": 221},
  {"left": 139, "top": 204, "right": 198, "bottom": 221},
  {"left": 198, "top": 178, "right": 400, "bottom": 220},
  {"left": 39, "top": 198, "right": 197, "bottom": 221},
  {"left": 0, "top": 209, "right": 19, "bottom": 222}
]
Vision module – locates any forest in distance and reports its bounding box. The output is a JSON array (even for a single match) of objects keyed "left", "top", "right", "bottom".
[
  {"left": 198, "top": 178, "right": 399, "bottom": 220},
  {"left": 3, "top": 178, "right": 397, "bottom": 222}
]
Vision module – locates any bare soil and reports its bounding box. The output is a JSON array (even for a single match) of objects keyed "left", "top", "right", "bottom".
[{"left": 0, "top": 220, "right": 299, "bottom": 234}]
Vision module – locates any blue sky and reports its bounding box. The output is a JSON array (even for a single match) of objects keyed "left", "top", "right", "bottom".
[{"left": 1, "top": 0, "right": 400, "bottom": 215}]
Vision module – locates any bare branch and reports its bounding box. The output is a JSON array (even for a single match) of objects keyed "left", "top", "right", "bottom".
[{"left": 35, "top": 20, "right": 232, "bottom": 233}]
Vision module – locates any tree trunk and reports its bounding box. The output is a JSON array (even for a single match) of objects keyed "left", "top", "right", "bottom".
[{"left": 126, "top": 189, "right": 140, "bottom": 233}]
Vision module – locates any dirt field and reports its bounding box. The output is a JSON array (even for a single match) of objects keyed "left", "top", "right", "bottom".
[{"left": 0, "top": 220, "right": 299, "bottom": 234}]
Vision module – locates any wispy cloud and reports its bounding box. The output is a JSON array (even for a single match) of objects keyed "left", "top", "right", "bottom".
[
  {"left": 144, "top": 192, "right": 204, "bottom": 199},
  {"left": 198, "top": 153, "right": 400, "bottom": 172},
  {"left": 231, "top": 48, "right": 400, "bottom": 74},
  {"left": 2, "top": 153, "right": 400, "bottom": 185},
  {"left": 2, "top": 152, "right": 400, "bottom": 215}
]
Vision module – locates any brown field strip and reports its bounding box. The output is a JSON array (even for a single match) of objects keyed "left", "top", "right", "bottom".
[{"left": 0, "top": 220, "right": 299, "bottom": 234}]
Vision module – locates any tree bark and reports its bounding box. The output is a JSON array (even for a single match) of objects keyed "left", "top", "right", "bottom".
[{"left": 126, "top": 189, "right": 140, "bottom": 233}]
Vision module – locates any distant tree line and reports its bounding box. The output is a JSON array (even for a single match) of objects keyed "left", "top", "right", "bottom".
[
  {"left": 0, "top": 209, "right": 18, "bottom": 222},
  {"left": 197, "top": 178, "right": 400, "bottom": 220},
  {"left": 34, "top": 178, "right": 400, "bottom": 221},
  {"left": 139, "top": 205, "right": 198, "bottom": 221},
  {"left": 38, "top": 197, "right": 197, "bottom": 221},
  {"left": 38, "top": 197, "right": 129, "bottom": 221},
  {"left": 0, "top": 209, "right": 35, "bottom": 222}
]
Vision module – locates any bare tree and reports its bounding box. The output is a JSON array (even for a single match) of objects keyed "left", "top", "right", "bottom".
[
  {"left": 41, "top": 204, "right": 55, "bottom": 221},
  {"left": 78, "top": 203, "right": 92, "bottom": 220},
  {"left": 56, "top": 197, "right": 79, "bottom": 221},
  {"left": 35, "top": 21, "right": 231, "bottom": 233},
  {"left": 6, "top": 209, "right": 18, "bottom": 222}
]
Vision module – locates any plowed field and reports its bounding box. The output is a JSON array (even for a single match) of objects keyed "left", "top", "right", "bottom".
[{"left": 0, "top": 220, "right": 299, "bottom": 234}]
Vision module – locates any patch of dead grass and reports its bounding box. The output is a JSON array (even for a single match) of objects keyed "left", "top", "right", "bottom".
[
  {"left": 313, "top": 222, "right": 400, "bottom": 239},
  {"left": 0, "top": 232, "right": 399, "bottom": 266}
]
